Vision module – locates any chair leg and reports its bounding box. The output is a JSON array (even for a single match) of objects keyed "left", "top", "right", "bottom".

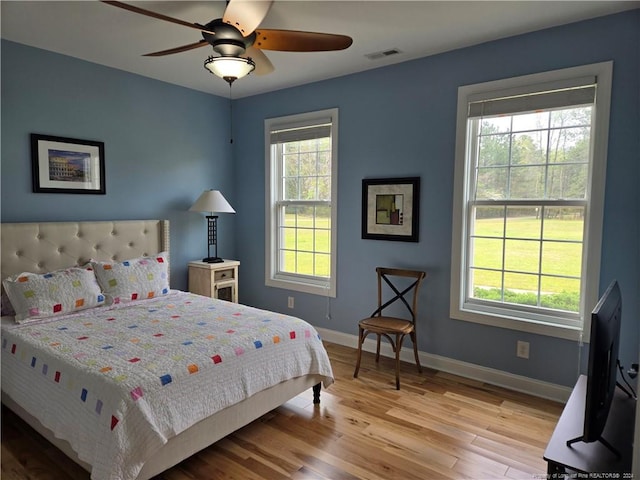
[
  {"left": 411, "top": 331, "right": 422, "bottom": 373},
  {"left": 353, "top": 327, "right": 364, "bottom": 378},
  {"left": 395, "top": 333, "right": 404, "bottom": 390},
  {"left": 375, "top": 334, "right": 381, "bottom": 363}
]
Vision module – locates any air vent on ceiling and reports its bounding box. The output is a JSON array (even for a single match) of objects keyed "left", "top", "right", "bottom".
[{"left": 364, "top": 48, "right": 403, "bottom": 61}]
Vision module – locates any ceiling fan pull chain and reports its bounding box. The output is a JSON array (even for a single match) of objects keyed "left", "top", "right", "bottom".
[{"left": 229, "top": 82, "right": 233, "bottom": 144}]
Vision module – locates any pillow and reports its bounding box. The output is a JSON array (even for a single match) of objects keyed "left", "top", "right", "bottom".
[
  {"left": 92, "top": 252, "right": 169, "bottom": 305},
  {"left": 2, "top": 266, "right": 105, "bottom": 323}
]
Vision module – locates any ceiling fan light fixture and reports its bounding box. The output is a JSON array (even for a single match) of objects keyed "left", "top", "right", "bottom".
[{"left": 204, "top": 56, "right": 255, "bottom": 83}]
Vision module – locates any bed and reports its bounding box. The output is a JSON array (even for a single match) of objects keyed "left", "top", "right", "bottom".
[{"left": 0, "top": 219, "right": 333, "bottom": 480}]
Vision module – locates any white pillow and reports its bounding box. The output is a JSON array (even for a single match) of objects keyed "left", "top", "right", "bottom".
[
  {"left": 2, "top": 266, "right": 105, "bottom": 323},
  {"left": 91, "top": 252, "right": 170, "bottom": 305}
]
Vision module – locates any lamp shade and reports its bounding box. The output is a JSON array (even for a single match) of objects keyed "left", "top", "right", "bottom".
[
  {"left": 204, "top": 56, "right": 255, "bottom": 81},
  {"left": 189, "top": 190, "right": 236, "bottom": 214}
]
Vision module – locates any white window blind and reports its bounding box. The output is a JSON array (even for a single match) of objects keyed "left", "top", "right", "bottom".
[{"left": 468, "top": 83, "right": 596, "bottom": 118}]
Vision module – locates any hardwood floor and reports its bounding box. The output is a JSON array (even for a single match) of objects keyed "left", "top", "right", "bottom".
[{"left": 1, "top": 342, "right": 564, "bottom": 479}]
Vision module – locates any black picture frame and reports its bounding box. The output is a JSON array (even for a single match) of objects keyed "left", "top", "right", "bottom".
[
  {"left": 362, "top": 177, "right": 420, "bottom": 242},
  {"left": 31, "top": 133, "right": 106, "bottom": 194}
]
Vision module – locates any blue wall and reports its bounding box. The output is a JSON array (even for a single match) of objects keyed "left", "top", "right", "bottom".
[
  {"left": 1, "top": 9, "right": 638, "bottom": 389},
  {"left": 1, "top": 41, "right": 237, "bottom": 289},
  {"left": 232, "top": 9, "right": 639, "bottom": 387}
]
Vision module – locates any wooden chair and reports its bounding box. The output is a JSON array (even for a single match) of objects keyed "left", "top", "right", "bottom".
[{"left": 353, "top": 267, "right": 426, "bottom": 390}]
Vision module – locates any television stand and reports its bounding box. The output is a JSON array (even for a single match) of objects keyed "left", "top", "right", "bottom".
[
  {"left": 615, "top": 379, "right": 635, "bottom": 400},
  {"left": 544, "top": 375, "right": 636, "bottom": 476},
  {"left": 566, "top": 434, "right": 620, "bottom": 459},
  {"left": 564, "top": 381, "right": 635, "bottom": 459}
]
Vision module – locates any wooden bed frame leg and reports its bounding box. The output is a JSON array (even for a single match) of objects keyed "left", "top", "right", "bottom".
[{"left": 312, "top": 383, "right": 321, "bottom": 404}]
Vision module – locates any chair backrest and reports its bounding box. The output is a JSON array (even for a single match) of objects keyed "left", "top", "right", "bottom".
[{"left": 372, "top": 267, "right": 426, "bottom": 326}]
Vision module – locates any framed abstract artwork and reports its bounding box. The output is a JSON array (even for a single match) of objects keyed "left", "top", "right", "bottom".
[
  {"left": 31, "top": 134, "right": 106, "bottom": 194},
  {"left": 362, "top": 177, "right": 420, "bottom": 242}
]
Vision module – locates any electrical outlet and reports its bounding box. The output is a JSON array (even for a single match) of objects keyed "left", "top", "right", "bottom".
[
  {"left": 287, "top": 296, "right": 294, "bottom": 309},
  {"left": 516, "top": 340, "right": 530, "bottom": 359}
]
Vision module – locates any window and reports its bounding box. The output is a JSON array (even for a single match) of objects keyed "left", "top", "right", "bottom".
[
  {"left": 265, "top": 109, "right": 338, "bottom": 297},
  {"left": 451, "top": 63, "right": 612, "bottom": 340}
]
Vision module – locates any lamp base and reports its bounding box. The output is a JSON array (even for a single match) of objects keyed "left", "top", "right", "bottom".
[{"left": 203, "top": 256, "right": 224, "bottom": 263}]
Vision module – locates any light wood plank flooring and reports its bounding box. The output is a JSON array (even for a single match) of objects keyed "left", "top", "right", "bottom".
[{"left": 1, "top": 342, "right": 563, "bottom": 479}]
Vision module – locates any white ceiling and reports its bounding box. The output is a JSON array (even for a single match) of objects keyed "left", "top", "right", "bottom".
[{"left": 2, "top": 1, "right": 638, "bottom": 99}]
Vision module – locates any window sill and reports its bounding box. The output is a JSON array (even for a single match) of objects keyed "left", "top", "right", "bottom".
[
  {"left": 451, "top": 306, "right": 584, "bottom": 341},
  {"left": 266, "top": 276, "right": 335, "bottom": 298}
]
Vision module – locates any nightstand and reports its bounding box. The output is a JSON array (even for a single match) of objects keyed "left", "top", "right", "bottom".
[{"left": 188, "top": 259, "right": 240, "bottom": 303}]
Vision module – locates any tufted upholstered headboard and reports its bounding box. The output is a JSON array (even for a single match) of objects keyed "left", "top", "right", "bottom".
[{"left": 1, "top": 220, "right": 170, "bottom": 284}]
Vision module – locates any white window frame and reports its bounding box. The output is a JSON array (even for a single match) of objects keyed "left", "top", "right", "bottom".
[
  {"left": 450, "top": 62, "right": 613, "bottom": 341},
  {"left": 265, "top": 108, "right": 338, "bottom": 297}
]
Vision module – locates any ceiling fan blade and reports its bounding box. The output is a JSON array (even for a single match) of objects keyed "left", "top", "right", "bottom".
[
  {"left": 245, "top": 46, "right": 274, "bottom": 75},
  {"left": 143, "top": 40, "right": 209, "bottom": 57},
  {"left": 101, "top": 1, "right": 216, "bottom": 36},
  {"left": 254, "top": 29, "right": 353, "bottom": 52},
  {"left": 222, "top": 0, "right": 274, "bottom": 36}
]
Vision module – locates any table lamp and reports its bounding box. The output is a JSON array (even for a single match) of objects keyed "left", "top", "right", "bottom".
[{"left": 189, "top": 190, "right": 235, "bottom": 263}]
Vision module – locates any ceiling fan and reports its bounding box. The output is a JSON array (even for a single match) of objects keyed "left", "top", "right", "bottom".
[{"left": 102, "top": 0, "right": 353, "bottom": 84}]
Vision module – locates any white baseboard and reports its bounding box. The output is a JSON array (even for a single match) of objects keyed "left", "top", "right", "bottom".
[{"left": 317, "top": 327, "right": 571, "bottom": 403}]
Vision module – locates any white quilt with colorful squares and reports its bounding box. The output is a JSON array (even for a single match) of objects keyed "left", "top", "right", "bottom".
[{"left": 1, "top": 290, "right": 334, "bottom": 480}]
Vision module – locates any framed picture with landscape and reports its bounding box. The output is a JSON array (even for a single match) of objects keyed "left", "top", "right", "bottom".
[
  {"left": 31, "top": 133, "right": 106, "bottom": 194},
  {"left": 362, "top": 176, "right": 420, "bottom": 242}
]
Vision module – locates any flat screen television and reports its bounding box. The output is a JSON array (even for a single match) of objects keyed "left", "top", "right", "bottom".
[{"left": 567, "top": 280, "right": 624, "bottom": 456}]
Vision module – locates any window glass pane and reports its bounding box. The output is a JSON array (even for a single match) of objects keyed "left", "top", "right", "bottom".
[
  {"left": 318, "top": 137, "right": 331, "bottom": 150},
  {"left": 505, "top": 207, "right": 541, "bottom": 240},
  {"left": 281, "top": 250, "right": 295, "bottom": 273},
  {"left": 471, "top": 237, "right": 503, "bottom": 270},
  {"left": 284, "top": 153, "right": 298, "bottom": 176},
  {"left": 299, "top": 151, "right": 316, "bottom": 177},
  {"left": 318, "top": 151, "right": 331, "bottom": 176},
  {"left": 512, "top": 111, "right": 549, "bottom": 131},
  {"left": 282, "top": 227, "right": 296, "bottom": 249},
  {"left": 547, "top": 164, "right": 588, "bottom": 199},
  {"left": 476, "top": 167, "right": 508, "bottom": 199},
  {"left": 478, "top": 133, "right": 510, "bottom": 167},
  {"left": 473, "top": 206, "right": 505, "bottom": 236},
  {"left": 505, "top": 239, "right": 540, "bottom": 274},
  {"left": 540, "top": 277, "right": 580, "bottom": 312},
  {"left": 470, "top": 269, "right": 502, "bottom": 298},
  {"left": 314, "top": 253, "right": 330, "bottom": 277},
  {"left": 296, "top": 252, "right": 314, "bottom": 275},
  {"left": 542, "top": 207, "right": 584, "bottom": 241},
  {"left": 314, "top": 229, "right": 330, "bottom": 254},
  {"left": 550, "top": 106, "right": 592, "bottom": 129},
  {"left": 284, "top": 142, "right": 298, "bottom": 154},
  {"left": 504, "top": 272, "right": 539, "bottom": 304},
  {"left": 284, "top": 205, "right": 298, "bottom": 226},
  {"left": 541, "top": 241, "right": 583, "bottom": 277},
  {"left": 548, "top": 126, "right": 591, "bottom": 164},
  {"left": 317, "top": 205, "right": 331, "bottom": 228},
  {"left": 317, "top": 176, "right": 331, "bottom": 201},
  {"left": 511, "top": 131, "right": 548, "bottom": 165},
  {"left": 299, "top": 139, "right": 316, "bottom": 153},
  {"left": 510, "top": 165, "right": 545, "bottom": 198},
  {"left": 300, "top": 177, "right": 317, "bottom": 199},
  {"left": 299, "top": 228, "right": 315, "bottom": 254},
  {"left": 480, "top": 116, "right": 511, "bottom": 135},
  {"left": 297, "top": 205, "right": 315, "bottom": 228},
  {"left": 284, "top": 177, "right": 299, "bottom": 200}
]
